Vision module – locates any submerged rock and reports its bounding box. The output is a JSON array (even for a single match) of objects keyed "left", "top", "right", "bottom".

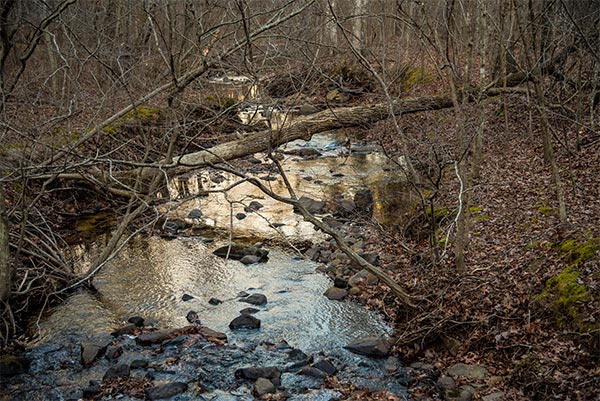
[
  {"left": 186, "top": 310, "right": 201, "bottom": 325},
  {"left": 344, "top": 337, "right": 390, "bottom": 358},
  {"left": 254, "top": 377, "right": 276, "bottom": 396},
  {"left": 182, "top": 293, "right": 195, "bottom": 301},
  {"left": 240, "top": 307, "right": 260, "bottom": 314},
  {"left": 229, "top": 314, "right": 261, "bottom": 330},
  {"left": 128, "top": 316, "right": 145, "bottom": 327},
  {"left": 240, "top": 255, "right": 260, "bottom": 265},
  {"left": 294, "top": 196, "right": 325, "bottom": 214},
  {"left": 213, "top": 243, "right": 268, "bottom": 262},
  {"left": 187, "top": 209, "right": 203, "bottom": 219},
  {"left": 208, "top": 297, "right": 223, "bottom": 305}
]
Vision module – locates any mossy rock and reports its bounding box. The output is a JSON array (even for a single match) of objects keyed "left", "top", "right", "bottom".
[
  {"left": 536, "top": 265, "right": 597, "bottom": 335},
  {"left": 558, "top": 238, "right": 600, "bottom": 264}
]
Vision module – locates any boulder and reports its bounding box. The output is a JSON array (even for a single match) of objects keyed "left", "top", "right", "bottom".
[
  {"left": 110, "top": 324, "right": 138, "bottom": 337},
  {"left": 145, "top": 382, "right": 188, "bottom": 400},
  {"left": 187, "top": 209, "right": 203, "bottom": 219},
  {"left": 437, "top": 376, "right": 456, "bottom": 390},
  {"left": 136, "top": 329, "right": 173, "bottom": 345},
  {"left": 103, "top": 364, "right": 130, "bottom": 381},
  {"left": 128, "top": 316, "right": 145, "bottom": 327},
  {"left": 81, "top": 342, "right": 106, "bottom": 366},
  {"left": 186, "top": 310, "right": 201, "bottom": 324},
  {"left": 344, "top": 337, "right": 390, "bottom": 358},
  {"left": 240, "top": 255, "right": 260, "bottom": 265},
  {"left": 244, "top": 201, "right": 264, "bottom": 212},
  {"left": 312, "top": 359, "right": 337, "bottom": 376},
  {"left": 104, "top": 345, "right": 123, "bottom": 360},
  {"left": 323, "top": 286, "right": 347, "bottom": 300},
  {"left": 294, "top": 196, "right": 325, "bottom": 214},
  {"left": 254, "top": 377, "right": 276, "bottom": 396},
  {"left": 198, "top": 327, "right": 227, "bottom": 341},
  {"left": 235, "top": 366, "right": 281, "bottom": 380},
  {"left": 130, "top": 359, "right": 149, "bottom": 369},
  {"left": 229, "top": 314, "right": 261, "bottom": 330},
  {"left": 239, "top": 293, "right": 267, "bottom": 306},
  {"left": 447, "top": 363, "right": 488, "bottom": 380},
  {"left": 213, "top": 243, "right": 268, "bottom": 262}
]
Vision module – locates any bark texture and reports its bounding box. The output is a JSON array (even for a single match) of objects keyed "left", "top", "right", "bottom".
[{"left": 0, "top": 189, "right": 10, "bottom": 301}]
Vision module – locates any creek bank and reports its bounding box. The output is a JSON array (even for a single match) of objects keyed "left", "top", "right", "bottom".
[{"left": 2, "top": 315, "right": 410, "bottom": 401}]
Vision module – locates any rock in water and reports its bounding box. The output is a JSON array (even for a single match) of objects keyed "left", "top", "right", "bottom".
[
  {"left": 213, "top": 243, "right": 268, "bottom": 262},
  {"left": 103, "top": 364, "right": 130, "bottom": 381},
  {"left": 80, "top": 342, "right": 106, "bottom": 366},
  {"left": 239, "top": 293, "right": 267, "bottom": 306},
  {"left": 254, "top": 377, "right": 276, "bottom": 396},
  {"left": 229, "top": 314, "right": 261, "bottom": 330},
  {"left": 344, "top": 337, "right": 390, "bottom": 358},
  {"left": 323, "top": 286, "right": 347, "bottom": 300},
  {"left": 240, "top": 255, "right": 260, "bottom": 265},
  {"left": 145, "top": 382, "right": 188, "bottom": 400},
  {"left": 186, "top": 310, "right": 201, "bottom": 324}
]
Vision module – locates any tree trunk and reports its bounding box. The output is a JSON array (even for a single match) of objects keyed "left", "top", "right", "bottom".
[{"left": 0, "top": 188, "right": 10, "bottom": 301}]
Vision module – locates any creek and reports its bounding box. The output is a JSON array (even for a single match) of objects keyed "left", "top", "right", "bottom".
[{"left": 5, "top": 97, "right": 415, "bottom": 399}]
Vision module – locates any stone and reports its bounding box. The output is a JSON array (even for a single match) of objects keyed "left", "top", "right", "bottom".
[
  {"left": 229, "top": 314, "right": 261, "bottom": 330},
  {"left": 244, "top": 201, "right": 263, "bottom": 212},
  {"left": 344, "top": 337, "right": 390, "bottom": 358},
  {"left": 213, "top": 243, "right": 268, "bottom": 262},
  {"left": 136, "top": 329, "right": 173, "bottom": 345},
  {"left": 294, "top": 196, "right": 325, "bottom": 214},
  {"left": 333, "top": 277, "right": 348, "bottom": 288},
  {"left": 323, "top": 286, "right": 347, "bottom": 300},
  {"left": 111, "top": 324, "right": 138, "bottom": 337},
  {"left": 187, "top": 209, "right": 203, "bottom": 219},
  {"left": 359, "top": 252, "right": 381, "bottom": 267},
  {"left": 235, "top": 366, "right": 281, "bottom": 380},
  {"left": 208, "top": 298, "right": 223, "bottom": 305},
  {"left": 186, "top": 310, "right": 201, "bottom": 324},
  {"left": 442, "top": 387, "right": 473, "bottom": 401},
  {"left": 82, "top": 380, "right": 102, "bottom": 399},
  {"left": 239, "top": 293, "right": 267, "bottom": 306},
  {"left": 145, "top": 382, "right": 188, "bottom": 400},
  {"left": 130, "top": 359, "right": 149, "bottom": 369},
  {"left": 81, "top": 342, "right": 106, "bottom": 366},
  {"left": 240, "top": 255, "right": 260, "bottom": 265},
  {"left": 348, "top": 269, "right": 378, "bottom": 287},
  {"left": 437, "top": 376, "right": 456, "bottom": 390},
  {"left": 104, "top": 345, "right": 123, "bottom": 360},
  {"left": 198, "top": 327, "right": 227, "bottom": 341},
  {"left": 447, "top": 363, "right": 488, "bottom": 380},
  {"left": 182, "top": 293, "right": 195, "bottom": 301},
  {"left": 103, "top": 364, "right": 130, "bottom": 381},
  {"left": 0, "top": 354, "right": 30, "bottom": 376},
  {"left": 482, "top": 392, "right": 505, "bottom": 401},
  {"left": 235, "top": 213, "right": 247, "bottom": 220},
  {"left": 128, "top": 316, "right": 145, "bottom": 327},
  {"left": 254, "top": 377, "right": 276, "bottom": 396},
  {"left": 348, "top": 287, "right": 361, "bottom": 296},
  {"left": 312, "top": 359, "right": 337, "bottom": 376},
  {"left": 240, "top": 307, "right": 260, "bottom": 314},
  {"left": 298, "top": 366, "right": 328, "bottom": 379}
]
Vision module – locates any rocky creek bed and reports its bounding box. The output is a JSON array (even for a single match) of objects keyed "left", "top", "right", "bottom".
[{"left": 1, "top": 133, "right": 499, "bottom": 401}]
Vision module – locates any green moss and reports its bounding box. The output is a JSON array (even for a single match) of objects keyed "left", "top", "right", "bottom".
[
  {"left": 401, "top": 66, "right": 434, "bottom": 91},
  {"left": 537, "top": 205, "right": 555, "bottom": 217},
  {"left": 125, "top": 105, "right": 161, "bottom": 121},
  {"left": 469, "top": 206, "right": 484, "bottom": 213},
  {"left": 558, "top": 238, "right": 600, "bottom": 263},
  {"left": 538, "top": 266, "right": 591, "bottom": 325}
]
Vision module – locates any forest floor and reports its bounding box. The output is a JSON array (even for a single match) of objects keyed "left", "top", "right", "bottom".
[{"left": 352, "top": 94, "right": 600, "bottom": 400}]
